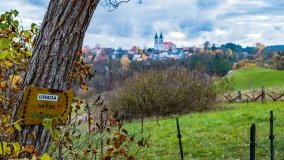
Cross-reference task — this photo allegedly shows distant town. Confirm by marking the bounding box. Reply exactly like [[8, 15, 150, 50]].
[[82, 32, 284, 63]]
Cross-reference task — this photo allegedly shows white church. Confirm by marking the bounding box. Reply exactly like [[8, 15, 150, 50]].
[[154, 32, 177, 52]]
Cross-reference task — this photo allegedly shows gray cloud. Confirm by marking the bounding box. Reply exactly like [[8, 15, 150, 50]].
[[2, 0, 284, 48], [179, 19, 214, 37]]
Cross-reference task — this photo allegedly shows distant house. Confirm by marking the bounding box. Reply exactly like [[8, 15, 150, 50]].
[[163, 41, 177, 52], [129, 46, 140, 55]]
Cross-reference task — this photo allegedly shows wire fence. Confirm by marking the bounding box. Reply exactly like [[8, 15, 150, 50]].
[[220, 86, 284, 103], [126, 109, 284, 160]]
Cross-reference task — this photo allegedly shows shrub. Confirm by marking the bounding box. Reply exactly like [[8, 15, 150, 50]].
[[108, 67, 230, 118]]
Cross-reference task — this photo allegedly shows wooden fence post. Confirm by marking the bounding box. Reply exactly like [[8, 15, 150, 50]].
[[261, 86, 265, 103], [269, 111, 274, 160], [250, 123, 256, 160], [176, 117, 184, 160]]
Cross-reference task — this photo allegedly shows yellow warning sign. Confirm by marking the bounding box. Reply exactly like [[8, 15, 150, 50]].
[[18, 86, 74, 125]]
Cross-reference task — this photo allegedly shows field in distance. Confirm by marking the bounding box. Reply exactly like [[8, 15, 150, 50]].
[[228, 67, 284, 90]]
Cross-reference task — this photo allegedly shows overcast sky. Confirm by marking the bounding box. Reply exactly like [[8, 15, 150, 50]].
[[1, 0, 284, 49]]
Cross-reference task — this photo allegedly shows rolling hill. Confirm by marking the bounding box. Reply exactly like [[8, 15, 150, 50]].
[[228, 67, 284, 90]]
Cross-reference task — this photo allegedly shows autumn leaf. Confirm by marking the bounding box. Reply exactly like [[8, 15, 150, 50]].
[[4, 60, 13, 68], [4, 146, 11, 154], [6, 127, 14, 136], [8, 74, 22, 91], [0, 81, 6, 89], [127, 155, 135, 160], [83, 148, 91, 155], [51, 128, 61, 141], [12, 142, 21, 156], [92, 148, 97, 154], [0, 142, 7, 155], [106, 147, 114, 154], [24, 145, 36, 154], [0, 50, 10, 60], [14, 123, 21, 131], [75, 104, 80, 110], [42, 118, 52, 131], [102, 156, 111, 160], [41, 153, 51, 160], [26, 50, 32, 56], [80, 82, 89, 90], [122, 129, 128, 135], [32, 155, 37, 160]]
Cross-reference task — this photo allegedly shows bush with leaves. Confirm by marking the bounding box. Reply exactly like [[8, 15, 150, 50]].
[[109, 67, 232, 119], [44, 98, 149, 160], [0, 10, 51, 159]]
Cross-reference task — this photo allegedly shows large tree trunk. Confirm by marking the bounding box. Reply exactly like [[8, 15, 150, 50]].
[[12, 0, 100, 154]]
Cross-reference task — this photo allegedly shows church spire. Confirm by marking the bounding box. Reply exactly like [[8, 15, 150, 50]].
[[159, 32, 163, 43], [154, 32, 158, 45]]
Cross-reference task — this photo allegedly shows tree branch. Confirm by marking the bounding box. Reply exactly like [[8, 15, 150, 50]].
[[101, 0, 131, 11]]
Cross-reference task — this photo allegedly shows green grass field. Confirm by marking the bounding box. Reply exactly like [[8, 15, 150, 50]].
[[228, 67, 284, 90], [71, 67, 284, 159], [125, 102, 284, 159]]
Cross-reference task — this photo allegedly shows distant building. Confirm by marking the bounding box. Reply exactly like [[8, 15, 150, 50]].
[[154, 32, 177, 52]]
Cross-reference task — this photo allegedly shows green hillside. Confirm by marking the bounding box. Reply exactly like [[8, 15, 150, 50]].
[[228, 67, 284, 90], [126, 102, 284, 159]]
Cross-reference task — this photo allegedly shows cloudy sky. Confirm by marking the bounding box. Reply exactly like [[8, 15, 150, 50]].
[[1, 0, 284, 49]]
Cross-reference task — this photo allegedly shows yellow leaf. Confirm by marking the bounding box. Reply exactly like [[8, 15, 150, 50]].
[[26, 50, 32, 56], [0, 142, 7, 155], [6, 127, 14, 135], [12, 142, 21, 156], [1, 115, 8, 124], [4, 61, 13, 68], [14, 123, 21, 131], [32, 155, 37, 160], [41, 153, 51, 160], [0, 50, 10, 60], [42, 118, 52, 130], [51, 129, 61, 141], [9, 74, 22, 90], [0, 81, 6, 88], [23, 30, 31, 38], [4, 146, 11, 154]]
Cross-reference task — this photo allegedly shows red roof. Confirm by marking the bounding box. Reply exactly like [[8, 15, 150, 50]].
[[130, 46, 139, 51], [163, 42, 175, 46]]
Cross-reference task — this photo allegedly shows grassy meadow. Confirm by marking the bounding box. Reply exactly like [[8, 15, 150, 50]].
[[228, 67, 284, 90], [122, 67, 284, 159], [72, 67, 284, 159], [125, 102, 284, 159]]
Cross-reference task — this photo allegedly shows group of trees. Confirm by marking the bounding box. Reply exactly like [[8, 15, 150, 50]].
[[82, 51, 232, 95], [82, 41, 284, 96], [270, 51, 284, 70]]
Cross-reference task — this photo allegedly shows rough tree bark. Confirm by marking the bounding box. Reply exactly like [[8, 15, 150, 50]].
[[12, 0, 100, 154]]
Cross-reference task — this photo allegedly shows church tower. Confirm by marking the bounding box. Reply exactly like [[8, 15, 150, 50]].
[[159, 32, 163, 43], [154, 33, 158, 45]]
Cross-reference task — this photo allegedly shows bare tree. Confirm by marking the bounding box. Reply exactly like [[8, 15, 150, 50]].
[[11, 0, 130, 155]]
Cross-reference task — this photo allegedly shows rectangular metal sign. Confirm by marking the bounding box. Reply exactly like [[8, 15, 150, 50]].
[[18, 86, 74, 125], [37, 94, 59, 101]]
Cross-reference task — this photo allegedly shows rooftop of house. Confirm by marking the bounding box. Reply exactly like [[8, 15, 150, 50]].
[[163, 42, 175, 45]]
